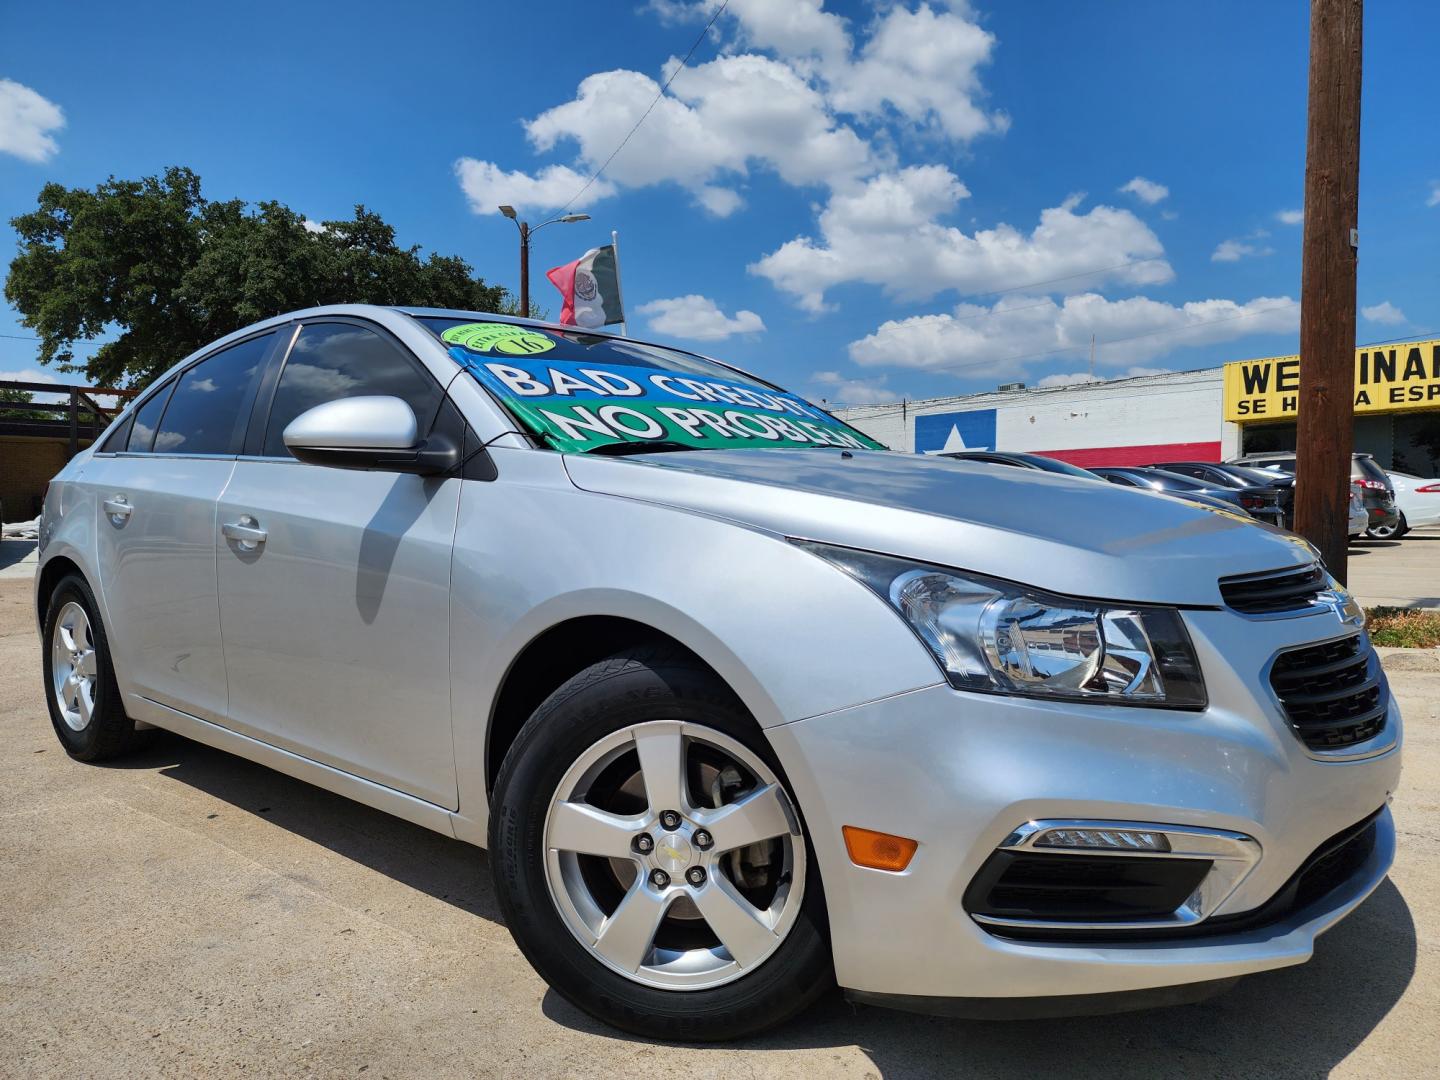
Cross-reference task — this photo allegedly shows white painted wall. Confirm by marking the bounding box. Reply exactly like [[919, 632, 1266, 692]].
[[838, 369, 1226, 454]]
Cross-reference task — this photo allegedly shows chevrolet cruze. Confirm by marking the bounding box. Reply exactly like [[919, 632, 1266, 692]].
[[36, 305, 1401, 1040]]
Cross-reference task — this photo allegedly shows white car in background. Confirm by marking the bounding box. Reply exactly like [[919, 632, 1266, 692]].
[[1377, 471, 1440, 539]]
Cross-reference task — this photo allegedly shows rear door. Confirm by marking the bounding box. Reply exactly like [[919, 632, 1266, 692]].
[[87, 331, 277, 721], [214, 319, 462, 807]]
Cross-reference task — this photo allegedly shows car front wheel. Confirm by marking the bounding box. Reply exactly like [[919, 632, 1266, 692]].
[[489, 645, 832, 1041]]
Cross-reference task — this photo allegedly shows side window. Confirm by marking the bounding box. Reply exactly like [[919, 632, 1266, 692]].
[[152, 333, 274, 455], [97, 411, 134, 453], [261, 322, 442, 458], [1106, 474, 1137, 487], [126, 379, 176, 453]]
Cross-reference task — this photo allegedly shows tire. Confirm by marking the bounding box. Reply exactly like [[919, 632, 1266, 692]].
[[42, 573, 142, 761], [489, 644, 833, 1041], [1365, 514, 1404, 540]]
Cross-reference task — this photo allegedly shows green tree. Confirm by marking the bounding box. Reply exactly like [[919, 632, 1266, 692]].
[[5, 166, 510, 387], [0, 386, 34, 419]]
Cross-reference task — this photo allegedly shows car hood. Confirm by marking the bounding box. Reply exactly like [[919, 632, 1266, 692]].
[[564, 448, 1316, 606]]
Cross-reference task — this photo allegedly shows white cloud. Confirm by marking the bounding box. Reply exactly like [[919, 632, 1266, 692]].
[[301, 218, 328, 234], [1276, 208, 1304, 225], [811, 370, 898, 405], [824, 3, 1008, 141], [1211, 234, 1274, 262], [514, 57, 871, 215], [638, 294, 766, 340], [1119, 177, 1168, 204], [1038, 365, 1171, 387], [457, 3, 1007, 217], [452, 159, 617, 216], [1427, 181, 1440, 208], [0, 368, 63, 404], [1361, 301, 1406, 325], [847, 292, 1297, 380], [751, 167, 1171, 312], [0, 79, 64, 163]]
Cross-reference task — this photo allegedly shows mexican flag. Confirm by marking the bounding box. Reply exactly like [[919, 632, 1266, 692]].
[[546, 245, 624, 329]]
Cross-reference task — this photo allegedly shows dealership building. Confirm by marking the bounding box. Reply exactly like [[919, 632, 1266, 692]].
[[836, 337, 1440, 476]]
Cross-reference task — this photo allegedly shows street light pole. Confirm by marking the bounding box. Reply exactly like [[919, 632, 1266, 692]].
[[518, 220, 530, 318], [497, 206, 590, 320]]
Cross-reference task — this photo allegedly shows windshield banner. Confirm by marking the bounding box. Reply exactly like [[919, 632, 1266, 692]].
[[442, 324, 881, 453]]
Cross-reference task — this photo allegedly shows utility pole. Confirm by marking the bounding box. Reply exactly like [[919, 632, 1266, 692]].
[[1294, 0, 1362, 584]]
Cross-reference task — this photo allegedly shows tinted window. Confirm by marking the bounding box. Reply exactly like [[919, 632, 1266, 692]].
[[153, 333, 274, 455], [127, 380, 176, 452], [1353, 456, 1390, 486], [1104, 473, 1138, 487], [263, 323, 441, 458], [97, 411, 134, 453]]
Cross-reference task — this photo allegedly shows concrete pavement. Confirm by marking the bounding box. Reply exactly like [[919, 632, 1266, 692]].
[[1348, 525, 1440, 609], [2, 576, 1437, 1079]]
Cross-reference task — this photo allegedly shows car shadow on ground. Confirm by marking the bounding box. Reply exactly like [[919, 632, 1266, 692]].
[[105, 733, 1416, 1078], [540, 880, 1417, 1079], [100, 730, 505, 925], [0, 539, 37, 572]]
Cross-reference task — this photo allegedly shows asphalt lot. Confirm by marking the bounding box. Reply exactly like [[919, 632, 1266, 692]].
[[2, 576, 1438, 1079]]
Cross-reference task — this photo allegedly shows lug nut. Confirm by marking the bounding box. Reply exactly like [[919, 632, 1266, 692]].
[[685, 867, 707, 887], [649, 869, 670, 888], [633, 834, 654, 854], [693, 829, 713, 850], [659, 809, 682, 830]]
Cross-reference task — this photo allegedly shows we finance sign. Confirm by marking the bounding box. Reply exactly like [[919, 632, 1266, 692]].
[[1224, 339, 1440, 422], [441, 323, 880, 453]]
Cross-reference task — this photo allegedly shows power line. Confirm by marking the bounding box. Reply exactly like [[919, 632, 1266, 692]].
[[558, 0, 731, 214]]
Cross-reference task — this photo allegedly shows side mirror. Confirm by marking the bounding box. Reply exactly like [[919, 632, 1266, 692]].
[[282, 396, 459, 476]]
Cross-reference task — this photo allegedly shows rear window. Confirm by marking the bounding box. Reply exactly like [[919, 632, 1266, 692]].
[[415, 316, 883, 454], [1352, 456, 1390, 486]]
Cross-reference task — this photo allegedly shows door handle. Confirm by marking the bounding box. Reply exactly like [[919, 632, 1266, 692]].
[[102, 496, 132, 524], [222, 516, 267, 551]]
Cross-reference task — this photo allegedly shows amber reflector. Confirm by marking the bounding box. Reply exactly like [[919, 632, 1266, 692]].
[[842, 826, 918, 872]]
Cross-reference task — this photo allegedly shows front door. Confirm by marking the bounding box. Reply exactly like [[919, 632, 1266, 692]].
[[214, 321, 461, 807]]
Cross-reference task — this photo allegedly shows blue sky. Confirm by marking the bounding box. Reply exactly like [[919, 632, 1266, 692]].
[[2, 0, 1437, 405]]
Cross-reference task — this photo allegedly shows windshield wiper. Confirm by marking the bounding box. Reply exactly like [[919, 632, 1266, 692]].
[[583, 440, 702, 457]]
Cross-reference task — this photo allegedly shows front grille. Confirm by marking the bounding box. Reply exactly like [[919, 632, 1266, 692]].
[[1270, 635, 1388, 750], [1219, 563, 1327, 614]]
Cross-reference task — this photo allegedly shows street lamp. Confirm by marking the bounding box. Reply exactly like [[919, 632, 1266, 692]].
[[498, 207, 591, 318]]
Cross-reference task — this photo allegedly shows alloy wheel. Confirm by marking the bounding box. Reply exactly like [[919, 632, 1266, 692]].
[[542, 719, 805, 990], [51, 601, 99, 732]]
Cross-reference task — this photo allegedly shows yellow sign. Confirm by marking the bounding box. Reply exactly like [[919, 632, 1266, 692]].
[[1224, 339, 1440, 422]]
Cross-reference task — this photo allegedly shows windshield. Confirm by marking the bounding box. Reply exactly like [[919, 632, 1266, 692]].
[[415, 315, 884, 454], [1143, 469, 1211, 492]]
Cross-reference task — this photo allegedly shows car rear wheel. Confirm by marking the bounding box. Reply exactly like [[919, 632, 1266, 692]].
[[1365, 513, 1406, 540], [42, 574, 142, 761], [489, 644, 832, 1041]]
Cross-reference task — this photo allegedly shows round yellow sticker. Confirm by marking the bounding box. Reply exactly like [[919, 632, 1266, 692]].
[[442, 322, 556, 356]]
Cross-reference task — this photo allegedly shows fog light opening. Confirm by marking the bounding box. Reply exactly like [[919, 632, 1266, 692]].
[[842, 826, 918, 872]]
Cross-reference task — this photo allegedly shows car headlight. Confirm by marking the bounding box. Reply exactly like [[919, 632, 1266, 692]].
[[795, 541, 1206, 709]]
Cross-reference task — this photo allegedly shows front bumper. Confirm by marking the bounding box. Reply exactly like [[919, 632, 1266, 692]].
[[766, 605, 1401, 1002]]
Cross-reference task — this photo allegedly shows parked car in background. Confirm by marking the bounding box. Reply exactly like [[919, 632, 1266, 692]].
[[1348, 485, 1369, 540], [1230, 452, 1400, 538], [1091, 466, 1285, 526], [1145, 461, 1292, 528], [1374, 471, 1440, 538], [937, 449, 1102, 478], [33, 306, 1401, 1040]]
